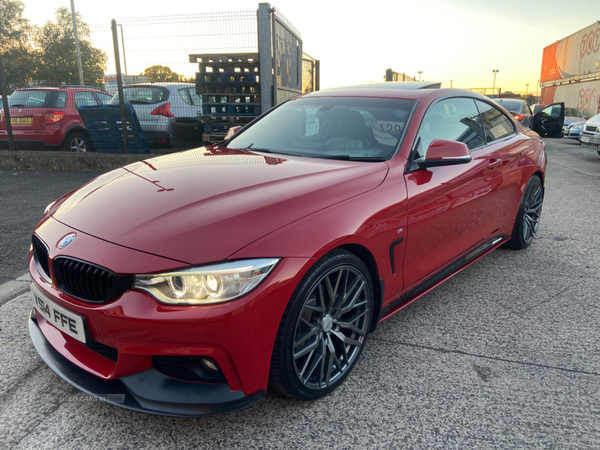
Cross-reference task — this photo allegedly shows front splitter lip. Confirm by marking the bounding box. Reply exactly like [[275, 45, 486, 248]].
[[29, 309, 265, 417]]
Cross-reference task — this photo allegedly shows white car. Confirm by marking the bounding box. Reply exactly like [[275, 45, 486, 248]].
[[109, 82, 202, 148], [579, 113, 600, 154]]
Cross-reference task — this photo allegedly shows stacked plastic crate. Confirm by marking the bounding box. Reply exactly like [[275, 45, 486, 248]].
[[193, 54, 261, 144]]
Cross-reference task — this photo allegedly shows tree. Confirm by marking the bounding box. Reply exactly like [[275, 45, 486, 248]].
[[34, 7, 107, 87], [0, 0, 35, 90], [142, 65, 182, 82]]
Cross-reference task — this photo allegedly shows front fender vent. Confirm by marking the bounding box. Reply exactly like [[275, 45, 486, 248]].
[[53, 257, 133, 304]]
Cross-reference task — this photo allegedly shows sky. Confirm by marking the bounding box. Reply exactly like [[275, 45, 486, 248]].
[[20, 0, 600, 95]]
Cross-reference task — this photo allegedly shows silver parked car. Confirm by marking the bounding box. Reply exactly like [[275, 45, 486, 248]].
[[579, 113, 600, 154], [109, 82, 202, 148], [563, 121, 586, 139]]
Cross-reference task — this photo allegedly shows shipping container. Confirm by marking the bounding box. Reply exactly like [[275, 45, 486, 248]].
[[540, 21, 600, 118]]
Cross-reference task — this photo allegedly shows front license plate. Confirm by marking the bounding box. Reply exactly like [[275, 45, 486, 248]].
[[31, 284, 87, 343], [580, 135, 590, 142], [10, 117, 32, 125]]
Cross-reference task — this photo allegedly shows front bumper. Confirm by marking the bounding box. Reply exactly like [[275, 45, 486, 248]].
[[29, 309, 265, 416], [29, 217, 311, 416], [580, 132, 600, 149], [562, 128, 582, 139]]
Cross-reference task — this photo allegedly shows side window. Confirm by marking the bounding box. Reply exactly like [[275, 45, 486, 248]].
[[178, 88, 192, 105], [187, 88, 203, 106], [95, 93, 113, 105], [55, 92, 67, 108], [475, 100, 516, 143], [177, 88, 203, 106], [74, 91, 98, 109], [417, 98, 485, 157]]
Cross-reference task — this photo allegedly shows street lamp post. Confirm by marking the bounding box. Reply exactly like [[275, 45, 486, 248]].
[[70, 0, 84, 85], [526, 83, 529, 98], [492, 70, 499, 95], [418, 71, 423, 81], [450, 80, 453, 88]]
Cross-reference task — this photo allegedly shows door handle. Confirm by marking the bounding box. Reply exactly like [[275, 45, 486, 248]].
[[487, 158, 502, 170]]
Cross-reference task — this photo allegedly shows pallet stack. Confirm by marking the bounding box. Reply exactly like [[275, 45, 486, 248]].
[[191, 53, 262, 144]]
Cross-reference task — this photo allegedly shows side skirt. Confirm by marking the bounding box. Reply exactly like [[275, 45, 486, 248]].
[[380, 234, 509, 320]]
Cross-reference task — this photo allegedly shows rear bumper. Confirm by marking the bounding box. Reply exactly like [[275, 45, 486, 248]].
[[29, 309, 265, 417], [0, 128, 64, 147], [0, 139, 49, 149]]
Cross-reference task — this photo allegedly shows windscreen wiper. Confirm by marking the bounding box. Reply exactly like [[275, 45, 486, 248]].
[[235, 143, 273, 153], [320, 155, 387, 162]]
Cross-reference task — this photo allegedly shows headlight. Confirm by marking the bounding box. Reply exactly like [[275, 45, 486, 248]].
[[134, 258, 280, 305], [44, 200, 56, 214]]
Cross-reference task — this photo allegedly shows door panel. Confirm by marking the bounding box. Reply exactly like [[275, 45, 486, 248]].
[[532, 102, 564, 137], [403, 146, 504, 288], [402, 98, 517, 289]]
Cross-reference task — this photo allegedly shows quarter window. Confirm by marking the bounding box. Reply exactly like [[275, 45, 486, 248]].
[[475, 100, 515, 143], [417, 97, 485, 157]]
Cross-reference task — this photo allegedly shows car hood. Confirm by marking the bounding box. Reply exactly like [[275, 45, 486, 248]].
[[50, 146, 389, 265], [564, 116, 584, 126]]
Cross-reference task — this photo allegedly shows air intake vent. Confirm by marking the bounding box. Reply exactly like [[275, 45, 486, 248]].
[[84, 340, 118, 362], [53, 257, 134, 304], [32, 235, 51, 280]]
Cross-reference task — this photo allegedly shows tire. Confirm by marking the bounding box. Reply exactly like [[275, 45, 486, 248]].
[[170, 117, 203, 149], [65, 131, 91, 152], [269, 249, 374, 399], [505, 175, 544, 249]]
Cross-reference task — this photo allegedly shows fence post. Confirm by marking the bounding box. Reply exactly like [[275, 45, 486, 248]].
[[0, 54, 15, 151], [111, 19, 129, 154], [257, 3, 273, 113]]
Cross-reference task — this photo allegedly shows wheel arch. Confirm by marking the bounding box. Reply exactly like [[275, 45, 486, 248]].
[[62, 126, 91, 144], [338, 243, 382, 333]]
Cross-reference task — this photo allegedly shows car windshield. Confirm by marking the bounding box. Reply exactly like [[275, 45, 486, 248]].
[[565, 108, 583, 117], [494, 99, 523, 113], [226, 96, 416, 161]]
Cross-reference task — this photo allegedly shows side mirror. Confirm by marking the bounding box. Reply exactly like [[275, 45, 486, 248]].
[[417, 139, 472, 168], [225, 126, 243, 140]]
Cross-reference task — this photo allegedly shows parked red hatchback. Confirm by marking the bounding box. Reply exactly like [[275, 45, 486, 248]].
[[28, 84, 560, 417], [0, 86, 112, 151]]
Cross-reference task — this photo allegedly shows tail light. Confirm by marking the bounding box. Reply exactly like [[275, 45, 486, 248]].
[[45, 111, 66, 124], [513, 114, 524, 122], [151, 103, 174, 117]]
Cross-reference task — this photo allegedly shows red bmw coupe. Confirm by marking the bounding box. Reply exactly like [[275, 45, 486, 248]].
[[28, 84, 561, 416]]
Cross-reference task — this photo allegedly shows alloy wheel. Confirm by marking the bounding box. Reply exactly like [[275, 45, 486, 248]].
[[292, 265, 371, 390], [70, 136, 87, 152], [522, 180, 543, 244]]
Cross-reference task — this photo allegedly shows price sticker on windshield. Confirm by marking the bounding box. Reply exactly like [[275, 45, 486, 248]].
[[370, 120, 404, 146]]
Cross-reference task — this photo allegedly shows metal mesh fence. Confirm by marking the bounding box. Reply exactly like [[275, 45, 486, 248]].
[[89, 11, 258, 92]]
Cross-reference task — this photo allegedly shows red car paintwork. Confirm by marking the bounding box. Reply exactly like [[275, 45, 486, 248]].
[[29, 87, 547, 413]]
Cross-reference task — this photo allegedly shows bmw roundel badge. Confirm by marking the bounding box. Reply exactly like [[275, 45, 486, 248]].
[[57, 233, 77, 249]]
